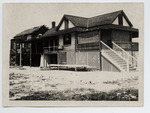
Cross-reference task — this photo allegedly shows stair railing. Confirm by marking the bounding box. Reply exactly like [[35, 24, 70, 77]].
[[100, 41, 129, 72], [112, 41, 137, 69]]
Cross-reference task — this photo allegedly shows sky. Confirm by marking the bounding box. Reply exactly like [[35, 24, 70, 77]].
[[3, 3, 143, 41]]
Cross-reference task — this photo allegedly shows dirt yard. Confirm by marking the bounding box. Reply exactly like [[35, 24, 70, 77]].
[[9, 67, 139, 101]]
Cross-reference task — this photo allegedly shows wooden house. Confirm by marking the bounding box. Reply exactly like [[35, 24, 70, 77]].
[[10, 10, 139, 72], [10, 25, 48, 66]]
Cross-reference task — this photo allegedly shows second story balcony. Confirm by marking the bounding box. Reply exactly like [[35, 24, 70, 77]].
[[76, 41, 138, 51], [44, 45, 64, 53]]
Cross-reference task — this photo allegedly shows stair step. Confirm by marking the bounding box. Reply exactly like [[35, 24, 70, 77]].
[[116, 61, 126, 64], [129, 68, 137, 71], [112, 57, 123, 60], [129, 67, 136, 69]]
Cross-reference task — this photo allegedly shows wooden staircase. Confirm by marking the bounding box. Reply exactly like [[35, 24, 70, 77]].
[[100, 41, 138, 72]]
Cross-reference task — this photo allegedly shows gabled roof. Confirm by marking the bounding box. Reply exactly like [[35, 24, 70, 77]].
[[42, 27, 86, 38], [65, 15, 88, 27], [57, 10, 133, 30], [43, 10, 135, 38], [88, 10, 132, 27], [56, 15, 88, 29], [14, 25, 48, 38], [42, 27, 57, 37]]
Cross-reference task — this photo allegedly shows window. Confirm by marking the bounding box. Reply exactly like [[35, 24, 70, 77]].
[[63, 34, 71, 45]]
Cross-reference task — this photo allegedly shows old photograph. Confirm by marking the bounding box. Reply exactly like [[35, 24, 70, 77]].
[[3, 3, 144, 106]]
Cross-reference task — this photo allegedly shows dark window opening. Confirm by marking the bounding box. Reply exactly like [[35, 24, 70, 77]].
[[63, 34, 71, 45]]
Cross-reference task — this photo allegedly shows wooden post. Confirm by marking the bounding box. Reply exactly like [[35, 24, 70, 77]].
[[75, 52, 77, 65], [20, 42, 22, 66], [30, 42, 32, 67], [87, 52, 88, 65], [57, 41, 60, 70], [67, 51, 68, 64], [15, 41, 17, 66], [99, 30, 102, 71], [43, 41, 45, 67], [130, 32, 133, 65], [57, 52, 59, 70], [75, 33, 77, 65]]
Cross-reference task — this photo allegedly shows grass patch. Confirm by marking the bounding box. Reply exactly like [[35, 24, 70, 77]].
[[14, 88, 138, 101]]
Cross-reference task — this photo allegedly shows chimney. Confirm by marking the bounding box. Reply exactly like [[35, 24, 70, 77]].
[[52, 21, 55, 28]]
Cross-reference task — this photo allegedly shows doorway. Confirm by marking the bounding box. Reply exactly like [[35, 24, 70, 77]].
[[101, 30, 112, 48], [50, 54, 57, 64]]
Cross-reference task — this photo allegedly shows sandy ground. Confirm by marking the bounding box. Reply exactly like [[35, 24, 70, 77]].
[[9, 67, 139, 100]]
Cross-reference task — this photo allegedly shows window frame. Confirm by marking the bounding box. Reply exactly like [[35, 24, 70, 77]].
[[63, 34, 71, 45]]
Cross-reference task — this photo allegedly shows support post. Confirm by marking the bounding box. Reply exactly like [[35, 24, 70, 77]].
[[87, 52, 88, 66], [20, 42, 22, 66], [57, 43, 60, 70], [130, 32, 133, 65], [43, 41, 45, 67], [30, 42, 32, 67], [57, 52, 59, 70], [75, 52, 77, 65], [15, 41, 17, 66], [99, 30, 102, 71], [75, 33, 77, 65]]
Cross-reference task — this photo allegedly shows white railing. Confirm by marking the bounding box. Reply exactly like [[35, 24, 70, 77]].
[[112, 41, 137, 68], [100, 41, 129, 72], [44, 46, 58, 53]]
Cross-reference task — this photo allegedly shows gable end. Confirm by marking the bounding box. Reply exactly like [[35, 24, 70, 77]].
[[112, 10, 133, 27]]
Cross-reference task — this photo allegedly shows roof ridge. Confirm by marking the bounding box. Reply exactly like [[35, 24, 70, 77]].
[[64, 14, 89, 19], [14, 25, 47, 37], [88, 10, 123, 19]]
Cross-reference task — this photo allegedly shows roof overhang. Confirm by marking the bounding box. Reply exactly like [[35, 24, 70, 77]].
[[42, 27, 86, 39], [86, 24, 139, 38]]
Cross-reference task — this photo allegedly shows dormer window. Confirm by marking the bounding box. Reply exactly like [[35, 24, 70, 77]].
[[63, 34, 71, 45]]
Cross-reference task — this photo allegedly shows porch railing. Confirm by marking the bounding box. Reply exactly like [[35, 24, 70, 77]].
[[44, 46, 58, 53], [114, 42, 138, 51], [101, 41, 129, 72], [112, 41, 138, 68]]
